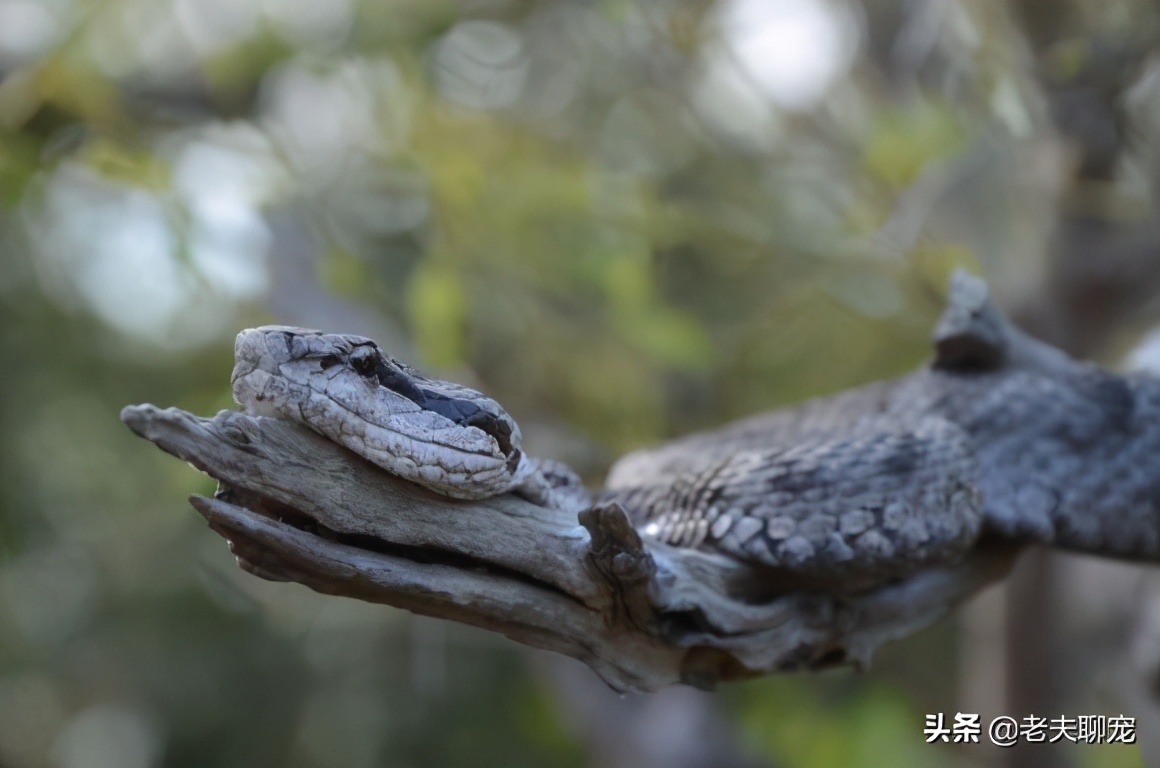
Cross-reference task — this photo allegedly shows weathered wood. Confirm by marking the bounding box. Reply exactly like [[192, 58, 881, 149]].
[[120, 404, 1016, 691]]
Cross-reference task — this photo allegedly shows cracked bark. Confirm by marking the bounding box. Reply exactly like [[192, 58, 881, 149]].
[[118, 402, 1017, 694]]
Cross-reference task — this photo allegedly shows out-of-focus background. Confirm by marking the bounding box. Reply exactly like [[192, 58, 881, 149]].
[[2, 1, 1159, 766]]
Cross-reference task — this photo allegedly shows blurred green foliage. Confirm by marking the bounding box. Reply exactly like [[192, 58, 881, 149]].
[[0, 0, 1152, 766]]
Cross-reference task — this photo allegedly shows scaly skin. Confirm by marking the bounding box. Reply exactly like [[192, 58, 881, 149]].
[[231, 274, 1160, 593], [231, 326, 534, 500]]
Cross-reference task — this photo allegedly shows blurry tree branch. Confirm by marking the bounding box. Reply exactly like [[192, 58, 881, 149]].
[[119, 403, 1014, 693], [1007, 0, 1160, 356], [980, 6, 1160, 767]]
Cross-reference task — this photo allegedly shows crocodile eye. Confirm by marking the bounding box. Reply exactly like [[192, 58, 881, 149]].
[[319, 355, 341, 370]]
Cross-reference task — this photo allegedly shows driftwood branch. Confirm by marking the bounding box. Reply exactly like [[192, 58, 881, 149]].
[[120, 404, 1015, 692]]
